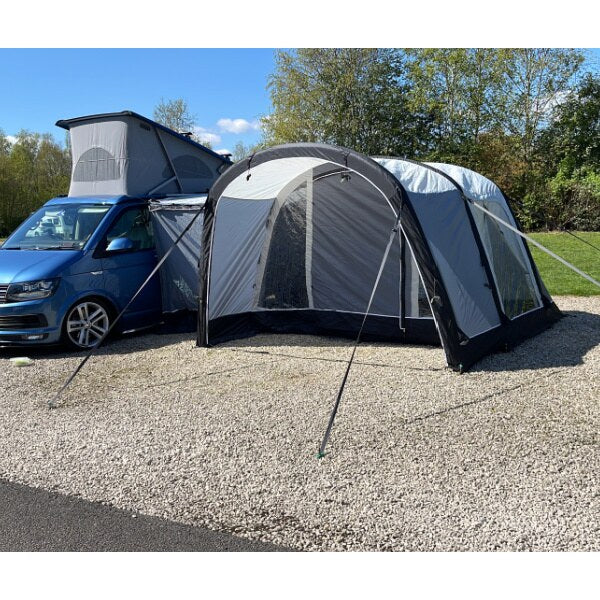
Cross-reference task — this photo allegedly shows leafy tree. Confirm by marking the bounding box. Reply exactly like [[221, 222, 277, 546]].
[[539, 72, 600, 175], [0, 130, 10, 233], [404, 48, 587, 228], [231, 141, 255, 162], [406, 48, 505, 160], [263, 47, 595, 231], [35, 136, 71, 198], [495, 48, 584, 169], [263, 48, 432, 157], [153, 98, 196, 133], [0, 129, 10, 156], [546, 167, 600, 230], [527, 73, 600, 230], [0, 131, 70, 236]]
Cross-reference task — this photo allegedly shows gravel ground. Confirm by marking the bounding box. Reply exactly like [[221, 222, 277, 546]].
[[1, 296, 598, 551]]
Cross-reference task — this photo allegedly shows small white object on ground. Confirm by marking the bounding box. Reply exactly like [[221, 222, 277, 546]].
[[9, 357, 34, 367]]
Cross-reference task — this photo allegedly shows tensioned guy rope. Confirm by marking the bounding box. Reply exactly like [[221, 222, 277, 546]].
[[467, 200, 600, 290], [49, 209, 203, 409], [563, 229, 600, 255], [318, 218, 401, 458]]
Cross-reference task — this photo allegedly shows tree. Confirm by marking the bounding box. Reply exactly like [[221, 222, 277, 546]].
[[0, 130, 10, 234], [262, 48, 595, 230], [0, 131, 70, 236], [493, 49, 587, 229], [35, 136, 71, 199], [0, 129, 10, 156], [405, 48, 587, 227], [406, 48, 506, 162], [531, 72, 600, 230], [153, 98, 196, 133], [539, 72, 600, 175], [231, 141, 254, 162], [495, 48, 584, 169], [263, 48, 432, 157]]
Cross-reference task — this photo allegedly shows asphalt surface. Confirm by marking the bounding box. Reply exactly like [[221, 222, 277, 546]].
[[0, 479, 286, 552]]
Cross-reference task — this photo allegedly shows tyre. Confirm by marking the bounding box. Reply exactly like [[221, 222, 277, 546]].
[[62, 298, 112, 350]]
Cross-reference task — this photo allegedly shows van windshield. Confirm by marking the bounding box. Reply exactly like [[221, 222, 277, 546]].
[[2, 204, 111, 250]]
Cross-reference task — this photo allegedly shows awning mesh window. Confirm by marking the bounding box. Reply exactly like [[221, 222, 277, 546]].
[[259, 182, 309, 309], [480, 207, 539, 318]]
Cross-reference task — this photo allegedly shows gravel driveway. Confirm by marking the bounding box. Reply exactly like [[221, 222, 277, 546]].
[[1, 296, 598, 551]]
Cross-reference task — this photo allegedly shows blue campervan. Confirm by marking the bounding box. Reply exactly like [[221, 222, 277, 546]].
[[0, 111, 230, 349]]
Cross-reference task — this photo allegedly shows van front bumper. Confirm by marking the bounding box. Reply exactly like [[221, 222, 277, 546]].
[[0, 299, 62, 346]]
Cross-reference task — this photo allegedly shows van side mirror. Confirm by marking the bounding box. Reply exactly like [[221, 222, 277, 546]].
[[106, 237, 134, 253]]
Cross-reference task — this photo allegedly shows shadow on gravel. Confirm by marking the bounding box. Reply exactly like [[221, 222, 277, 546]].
[[470, 310, 600, 373], [225, 347, 445, 372], [212, 310, 600, 374], [2, 310, 598, 375], [405, 371, 564, 424], [0, 312, 199, 361]]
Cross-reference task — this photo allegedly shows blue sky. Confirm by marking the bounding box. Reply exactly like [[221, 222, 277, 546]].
[[0, 49, 276, 154]]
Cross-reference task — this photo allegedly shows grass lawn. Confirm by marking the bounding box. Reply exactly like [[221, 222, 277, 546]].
[[528, 232, 600, 296], [0, 234, 598, 296]]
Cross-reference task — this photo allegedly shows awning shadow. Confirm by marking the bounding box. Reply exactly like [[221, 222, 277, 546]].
[[2, 309, 597, 374], [470, 310, 600, 373]]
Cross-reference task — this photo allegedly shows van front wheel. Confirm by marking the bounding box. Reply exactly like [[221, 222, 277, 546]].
[[63, 299, 111, 350]]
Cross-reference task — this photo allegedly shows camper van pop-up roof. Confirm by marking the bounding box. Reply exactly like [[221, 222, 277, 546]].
[[57, 111, 231, 198]]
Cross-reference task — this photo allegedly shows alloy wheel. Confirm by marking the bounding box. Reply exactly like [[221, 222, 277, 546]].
[[66, 301, 110, 349]]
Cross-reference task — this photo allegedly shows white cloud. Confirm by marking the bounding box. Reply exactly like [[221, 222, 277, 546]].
[[541, 90, 573, 118], [193, 126, 221, 146], [215, 148, 232, 156], [5, 135, 17, 145], [217, 118, 261, 135]]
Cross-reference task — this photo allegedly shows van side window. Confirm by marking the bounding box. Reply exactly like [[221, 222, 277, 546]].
[[106, 207, 154, 251]]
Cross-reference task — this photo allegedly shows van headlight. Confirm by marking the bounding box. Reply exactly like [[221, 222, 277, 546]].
[[6, 279, 60, 302]]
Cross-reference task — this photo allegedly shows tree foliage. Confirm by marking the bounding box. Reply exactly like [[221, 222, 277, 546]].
[[531, 72, 600, 230], [405, 48, 505, 158], [0, 131, 70, 236], [153, 97, 196, 133], [263, 49, 432, 157], [153, 97, 219, 147], [539, 72, 600, 174], [231, 141, 255, 162]]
